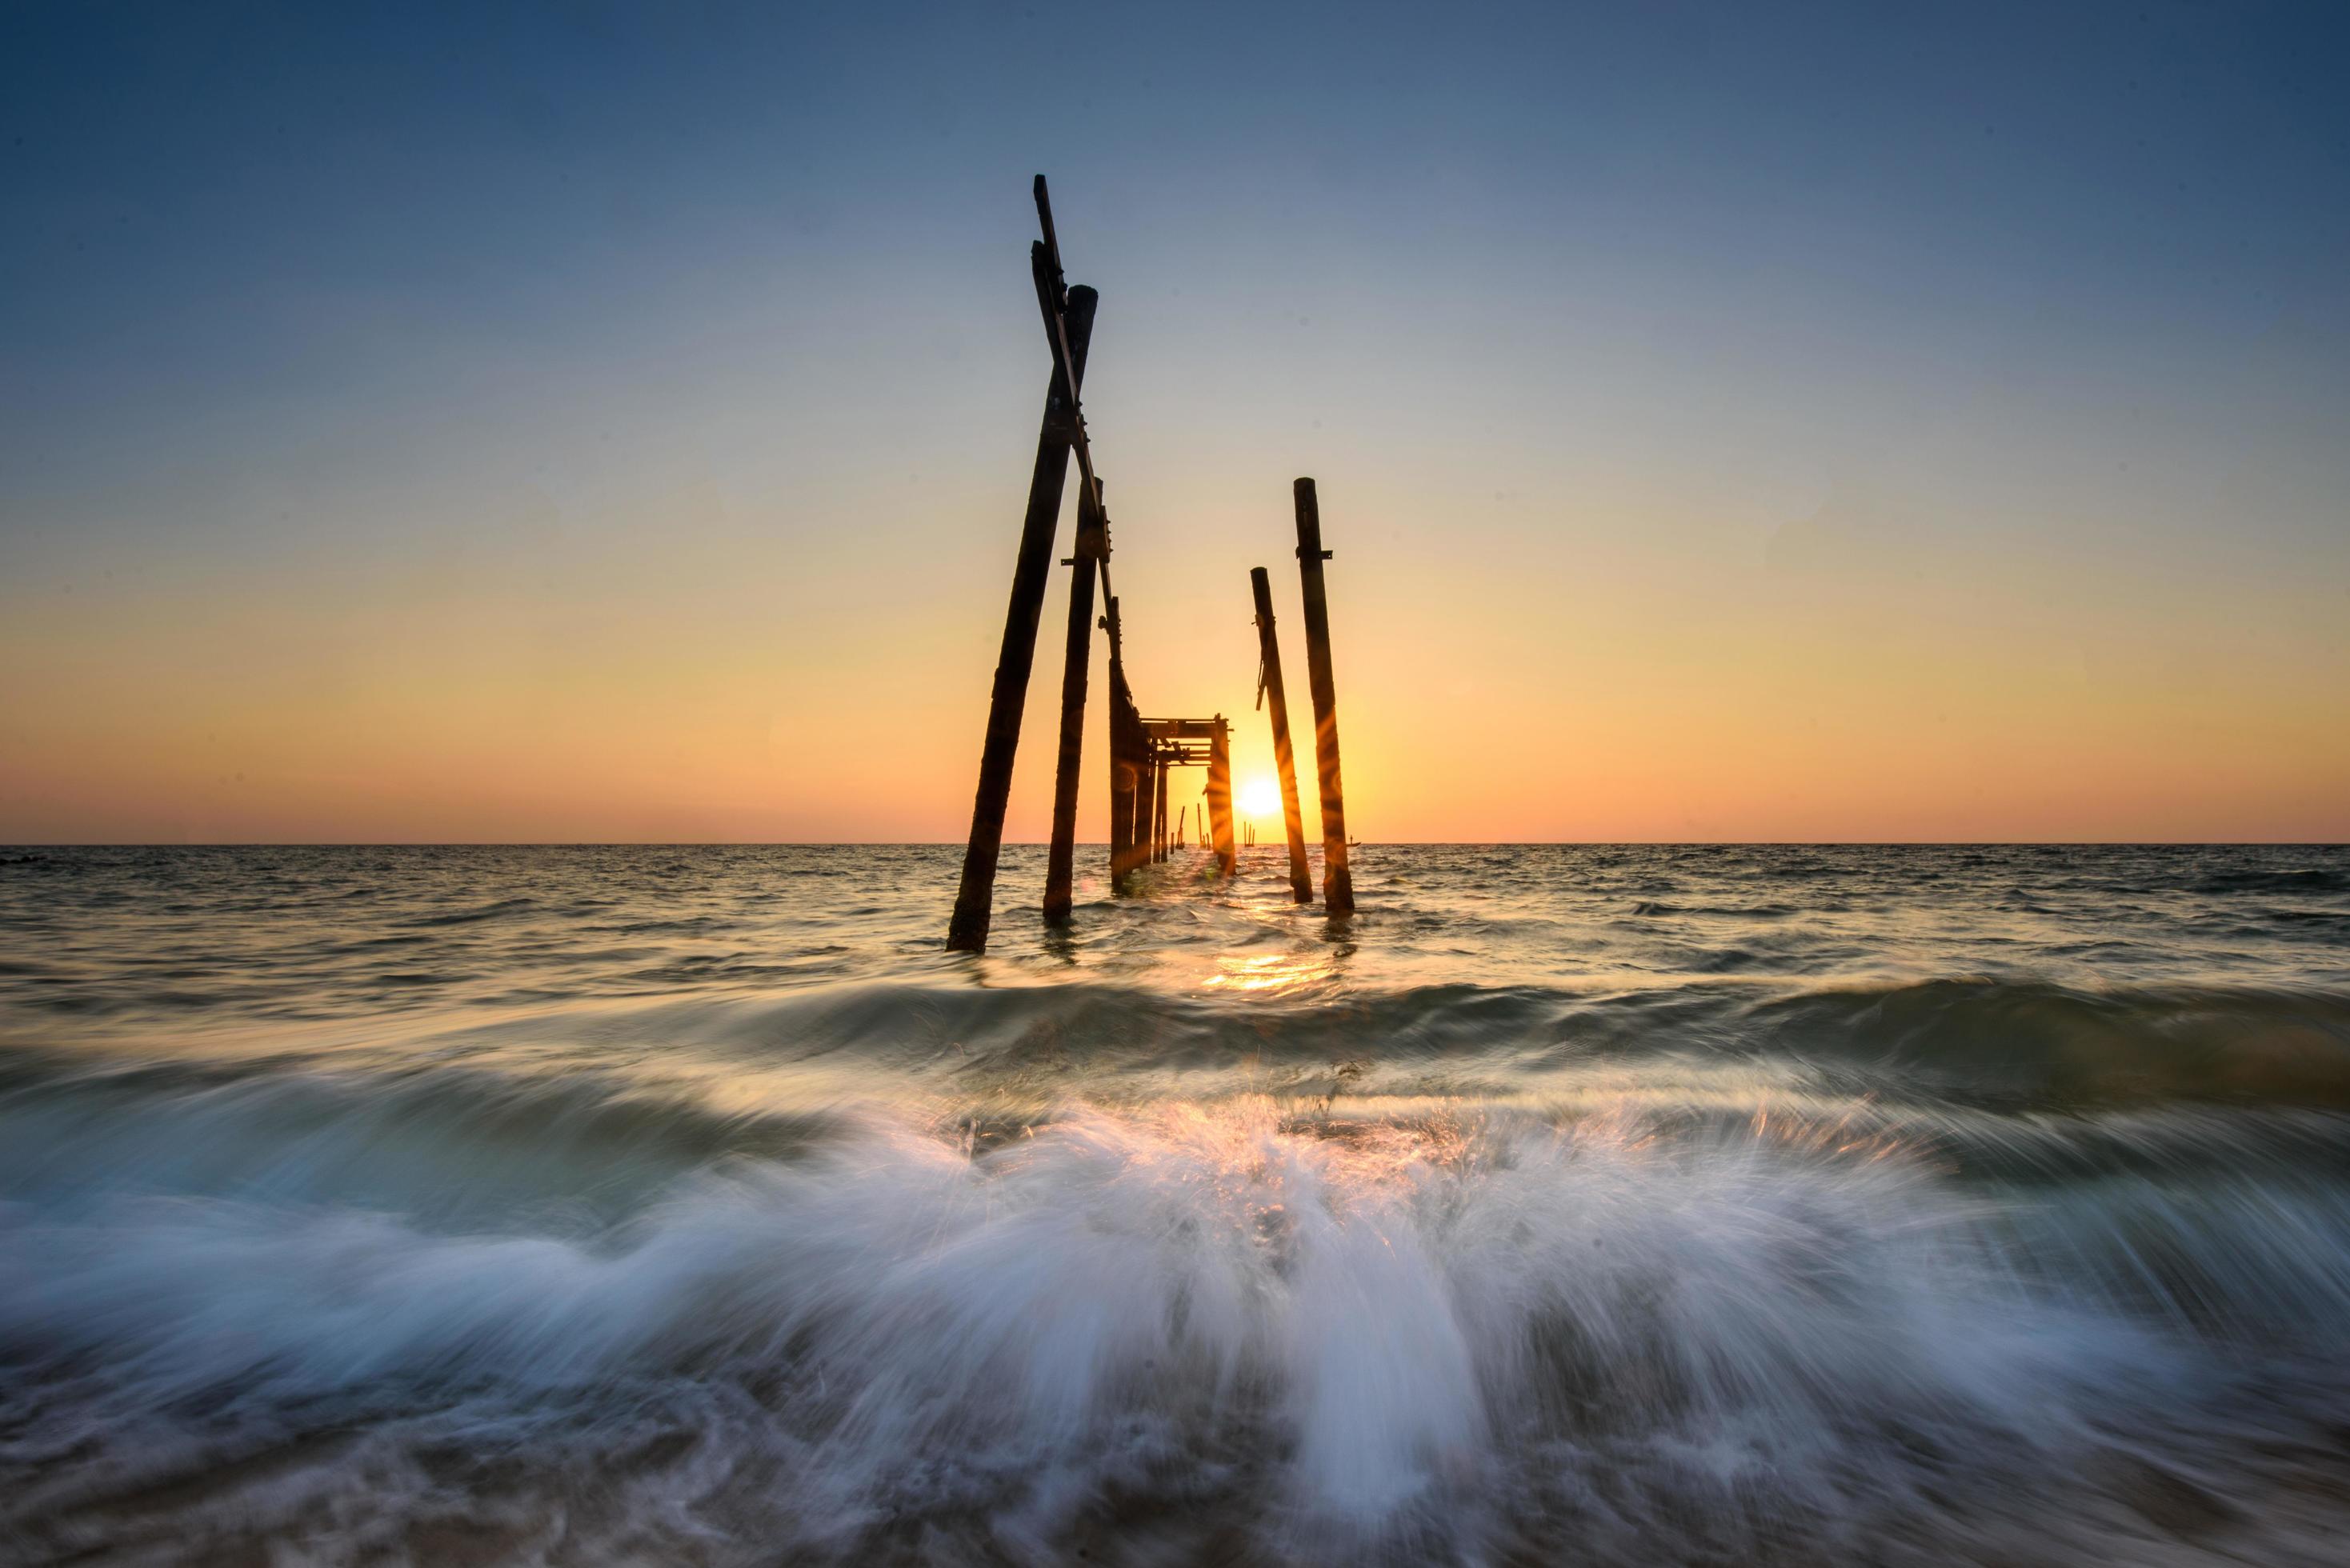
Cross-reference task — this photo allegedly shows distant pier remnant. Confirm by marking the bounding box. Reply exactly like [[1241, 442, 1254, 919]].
[[1292, 478, 1354, 914], [1250, 567, 1314, 903], [945, 179, 1359, 946]]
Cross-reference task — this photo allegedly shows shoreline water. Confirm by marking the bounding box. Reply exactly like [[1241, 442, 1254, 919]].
[[3, 844, 2348, 1563]]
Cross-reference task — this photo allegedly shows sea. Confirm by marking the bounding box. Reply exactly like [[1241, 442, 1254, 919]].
[[3, 842, 2349, 1566]]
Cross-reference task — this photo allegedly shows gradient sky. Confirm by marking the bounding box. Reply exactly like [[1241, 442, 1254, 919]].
[[4, 1, 2346, 842]]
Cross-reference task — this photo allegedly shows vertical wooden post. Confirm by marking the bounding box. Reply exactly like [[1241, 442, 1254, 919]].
[[1151, 760, 1169, 861], [1250, 566, 1314, 903], [1292, 478, 1353, 914], [1107, 729, 1131, 885], [944, 266, 1098, 953], [1104, 596, 1147, 892], [1129, 724, 1151, 878], [1043, 552, 1098, 922], [1043, 470, 1108, 922], [1207, 718, 1236, 877], [1131, 742, 1153, 868]]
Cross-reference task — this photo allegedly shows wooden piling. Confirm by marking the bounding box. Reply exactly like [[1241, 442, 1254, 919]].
[[1250, 566, 1314, 904], [1135, 754, 1153, 866], [943, 250, 1099, 952], [1152, 761, 1169, 862], [1106, 608, 1137, 891], [1292, 479, 1354, 914], [1043, 553, 1099, 922], [1043, 472, 1109, 923], [1207, 718, 1236, 877]]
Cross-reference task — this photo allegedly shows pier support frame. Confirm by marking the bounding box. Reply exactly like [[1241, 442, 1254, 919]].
[[944, 244, 1099, 950]]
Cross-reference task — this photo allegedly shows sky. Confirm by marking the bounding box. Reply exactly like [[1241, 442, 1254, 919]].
[[3, 0, 2346, 843]]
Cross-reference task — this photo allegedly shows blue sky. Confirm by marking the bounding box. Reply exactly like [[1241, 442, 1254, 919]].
[[5, 2, 2347, 840]]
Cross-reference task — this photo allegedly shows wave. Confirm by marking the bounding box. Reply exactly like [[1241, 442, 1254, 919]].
[[1740, 977, 2350, 1108], [6, 1094, 2350, 1563], [581, 974, 2350, 1110]]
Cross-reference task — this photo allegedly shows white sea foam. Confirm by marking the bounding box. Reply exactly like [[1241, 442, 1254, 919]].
[[7, 1093, 2346, 1562]]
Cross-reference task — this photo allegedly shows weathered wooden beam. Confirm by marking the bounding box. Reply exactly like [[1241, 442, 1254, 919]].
[[1250, 566, 1314, 903], [1152, 760, 1170, 862], [1292, 478, 1354, 914], [1132, 748, 1153, 869], [1105, 596, 1143, 891], [1207, 718, 1236, 877], [1043, 478, 1107, 922], [943, 260, 1099, 953]]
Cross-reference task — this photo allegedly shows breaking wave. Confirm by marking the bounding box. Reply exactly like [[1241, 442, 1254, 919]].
[[8, 1060, 2350, 1562]]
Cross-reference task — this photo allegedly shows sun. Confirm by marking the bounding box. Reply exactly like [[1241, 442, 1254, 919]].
[[1238, 777, 1283, 819]]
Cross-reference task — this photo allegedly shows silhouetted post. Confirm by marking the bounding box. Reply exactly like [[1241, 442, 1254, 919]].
[[945, 243, 1099, 951], [1131, 743, 1153, 866], [1043, 474, 1109, 922], [1106, 600, 1138, 891], [1151, 761, 1170, 861], [1292, 478, 1353, 914], [1207, 718, 1236, 876], [1132, 763, 1147, 862], [1250, 566, 1314, 903]]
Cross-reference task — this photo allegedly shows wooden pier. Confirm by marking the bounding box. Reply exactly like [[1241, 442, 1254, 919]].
[[945, 178, 1354, 950]]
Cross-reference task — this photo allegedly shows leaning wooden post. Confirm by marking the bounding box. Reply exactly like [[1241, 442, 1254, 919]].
[[944, 248, 1098, 952], [1207, 718, 1236, 877], [1292, 478, 1354, 914], [1250, 567, 1314, 903]]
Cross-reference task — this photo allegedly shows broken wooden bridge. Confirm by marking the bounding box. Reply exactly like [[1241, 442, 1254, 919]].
[[945, 177, 1355, 951]]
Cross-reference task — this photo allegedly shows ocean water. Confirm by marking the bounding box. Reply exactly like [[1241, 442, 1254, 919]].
[[3, 842, 2350, 1566]]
